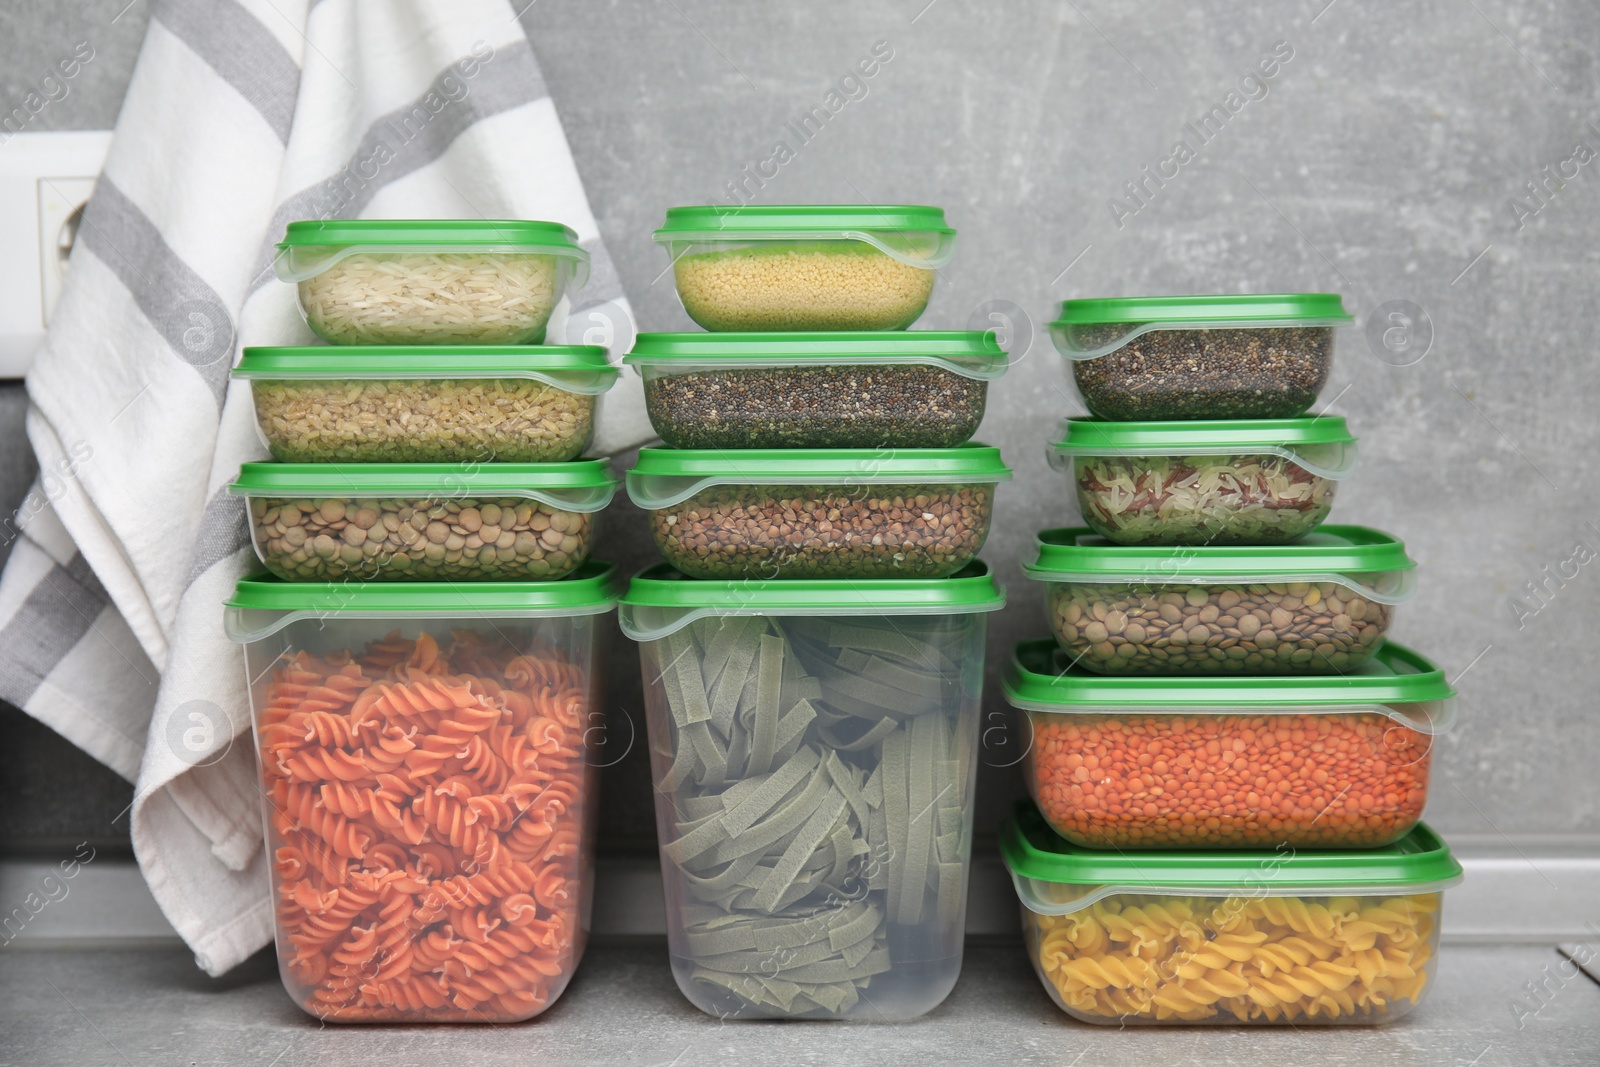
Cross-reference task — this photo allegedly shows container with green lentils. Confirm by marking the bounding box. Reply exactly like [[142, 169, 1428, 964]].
[[627, 445, 1011, 580], [1024, 526, 1416, 675], [1050, 294, 1353, 420], [653, 205, 955, 332], [233, 346, 618, 463], [228, 460, 618, 581], [625, 331, 1005, 450]]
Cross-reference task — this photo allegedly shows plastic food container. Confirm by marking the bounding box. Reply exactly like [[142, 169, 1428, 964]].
[[653, 205, 955, 331], [224, 564, 620, 1022], [1050, 417, 1357, 546], [234, 346, 618, 463], [1004, 639, 1456, 849], [1050, 294, 1353, 420], [627, 445, 1011, 580], [274, 220, 590, 345], [230, 460, 618, 581], [625, 331, 1005, 450], [1026, 525, 1416, 675], [619, 563, 1005, 1020], [1002, 800, 1462, 1025]]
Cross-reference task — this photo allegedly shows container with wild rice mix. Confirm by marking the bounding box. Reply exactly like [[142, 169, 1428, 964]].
[[625, 331, 1005, 449], [1026, 525, 1415, 675], [1004, 640, 1457, 850], [627, 445, 1011, 580], [229, 460, 618, 581], [234, 346, 618, 463], [653, 205, 955, 331], [274, 220, 590, 345], [1050, 417, 1357, 546], [619, 563, 1004, 1019], [1051, 294, 1353, 420]]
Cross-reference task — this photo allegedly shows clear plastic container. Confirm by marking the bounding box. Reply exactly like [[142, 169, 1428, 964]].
[[1050, 294, 1353, 420], [1026, 526, 1416, 675], [626, 445, 1011, 580], [625, 331, 1005, 449], [223, 564, 620, 1022], [229, 460, 617, 581], [653, 205, 955, 331], [1003, 801, 1462, 1025], [1050, 417, 1357, 546], [1004, 639, 1456, 849], [274, 220, 590, 345], [619, 563, 1005, 1019], [234, 346, 618, 463]]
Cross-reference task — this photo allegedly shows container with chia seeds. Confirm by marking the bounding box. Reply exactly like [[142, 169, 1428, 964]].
[[1051, 294, 1353, 420], [625, 331, 1005, 449], [627, 445, 1011, 579], [1050, 417, 1357, 546], [653, 205, 955, 332], [1026, 525, 1416, 675]]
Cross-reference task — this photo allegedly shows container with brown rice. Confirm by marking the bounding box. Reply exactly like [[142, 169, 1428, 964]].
[[274, 219, 590, 345]]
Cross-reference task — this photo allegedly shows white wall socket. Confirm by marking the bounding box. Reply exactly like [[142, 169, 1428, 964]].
[[0, 130, 112, 379]]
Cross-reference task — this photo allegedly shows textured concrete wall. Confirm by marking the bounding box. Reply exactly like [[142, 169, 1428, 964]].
[[2, 0, 1596, 851]]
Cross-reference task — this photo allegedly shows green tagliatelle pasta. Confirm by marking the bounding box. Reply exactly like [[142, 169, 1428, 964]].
[[650, 615, 976, 1018]]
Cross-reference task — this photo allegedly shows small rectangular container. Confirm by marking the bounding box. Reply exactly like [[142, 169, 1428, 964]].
[[626, 445, 1010, 580], [224, 564, 620, 1022], [625, 331, 1005, 449], [653, 205, 954, 331], [229, 460, 617, 582], [1050, 417, 1357, 546], [1003, 801, 1463, 1025], [1050, 294, 1353, 420], [1026, 525, 1416, 675], [619, 563, 1005, 1020], [234, 346, 618, 463], [274, 220, 590, 345], [1004, 639, 1456, 849]]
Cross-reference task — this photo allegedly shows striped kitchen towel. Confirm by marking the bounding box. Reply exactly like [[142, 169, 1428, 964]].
[[0, 0, 642, 975]]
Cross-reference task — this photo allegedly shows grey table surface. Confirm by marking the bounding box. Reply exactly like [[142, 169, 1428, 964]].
[[1, 943, 1594, 1067]]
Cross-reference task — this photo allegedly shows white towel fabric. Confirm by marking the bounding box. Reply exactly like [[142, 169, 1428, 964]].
[[0, 0, 645, 975]]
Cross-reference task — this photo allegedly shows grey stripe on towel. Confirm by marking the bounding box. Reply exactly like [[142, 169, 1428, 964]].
[[155, 0, 301, 143], [0, 553, 112, 708], [183, 486, 250, 588]]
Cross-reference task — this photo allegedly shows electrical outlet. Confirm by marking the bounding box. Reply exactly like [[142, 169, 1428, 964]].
[[0, 130, 111, 378]]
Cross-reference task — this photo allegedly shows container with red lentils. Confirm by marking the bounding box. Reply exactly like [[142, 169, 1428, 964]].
[[1025, 525, 1416, 675], [1003, 639, 1455, 849]]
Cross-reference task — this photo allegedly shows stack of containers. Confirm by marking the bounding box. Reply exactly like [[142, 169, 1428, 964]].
[[221, 221, 624, 1023], [617, 206, 1012, 1020], [1000, 295, 1464, 1025]]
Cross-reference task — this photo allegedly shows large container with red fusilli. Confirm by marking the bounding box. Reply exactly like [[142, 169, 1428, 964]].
[[224, 563, 619, 1023]]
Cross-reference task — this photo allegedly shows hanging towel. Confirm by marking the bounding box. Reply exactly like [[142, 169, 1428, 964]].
[[0, 0, 644, 976]]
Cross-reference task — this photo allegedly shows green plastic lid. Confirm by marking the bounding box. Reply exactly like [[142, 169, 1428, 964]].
[[224, 561, 619, 642], [1050, 417, 1357, 478], [653, 205, 956, 268], [1004, 638, 1456, 724], [618, 560, 1005, 641], [233, 345, 618, 394], [228, 459, 619, 512], [627, 443, 1011, 510], [1024, 525, 1417, 603], [623, 331, 1006, 379], [1002, 800, 1463, 903], [1054, 293, 1353, 326], [274, 219, 589, 284]]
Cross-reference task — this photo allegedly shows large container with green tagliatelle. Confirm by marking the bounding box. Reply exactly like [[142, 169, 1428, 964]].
[[274, 219, 590, 345], [1050, 417, 1357, 546], [1003, 800, 1463, 1025], [234, 345, 619, 462], [619, 563, 1005, 1020], [627, 444, 1011, 579], [653, 205, 956, 331]]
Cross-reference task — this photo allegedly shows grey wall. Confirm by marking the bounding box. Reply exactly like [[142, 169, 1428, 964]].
[[2, 0, 1596, 858]]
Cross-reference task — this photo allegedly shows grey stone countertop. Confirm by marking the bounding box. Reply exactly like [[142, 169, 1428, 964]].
[[2, 942, 1594, 1066]]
